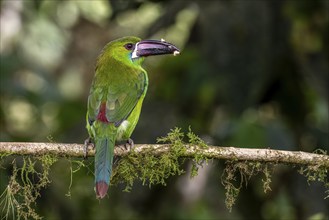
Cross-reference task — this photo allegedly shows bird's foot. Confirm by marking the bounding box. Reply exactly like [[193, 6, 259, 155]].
[[117, 138, 134, 152], [125, 138, 134, 151], [113, 138, 134, 166], [83, 137, 94, 159]]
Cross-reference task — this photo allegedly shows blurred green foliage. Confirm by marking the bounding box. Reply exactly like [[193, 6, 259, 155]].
[[0, 0, 328, 219]]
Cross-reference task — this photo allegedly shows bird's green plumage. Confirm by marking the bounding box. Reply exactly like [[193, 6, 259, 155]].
[[87, 36, 147, 132], [86, 36, 179, 198], [86, 36, 148, 198]]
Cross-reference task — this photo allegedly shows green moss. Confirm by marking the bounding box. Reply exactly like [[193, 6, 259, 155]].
[[0, 155, 57, 220], [187, 127, 209, 178], [221, 161, 274, 211], [111, 128, 187, 191], [298, 165, 328, 199], [297, 149, 328, 198], [113, 128, 323, 213], [221, 154, 328, 212], [0, 128, 327, 218], [111, 127, 210, 191]]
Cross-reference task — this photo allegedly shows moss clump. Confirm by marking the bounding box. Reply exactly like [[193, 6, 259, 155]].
[[221, 154, 328, 212], [1, 128, 327, 218], [298, 165, 328, 199], [111, 127, 209, 191], [221, 161, 273, 211], [186, 127, 209, 178], [298, 149, 328, 199], [0, 154, 57, 220]]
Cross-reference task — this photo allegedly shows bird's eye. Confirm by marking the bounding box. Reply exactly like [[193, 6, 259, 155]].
[[124, 43, 134, 50]]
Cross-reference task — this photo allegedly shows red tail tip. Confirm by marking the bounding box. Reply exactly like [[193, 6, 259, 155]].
[[96, 181, 109, 199]]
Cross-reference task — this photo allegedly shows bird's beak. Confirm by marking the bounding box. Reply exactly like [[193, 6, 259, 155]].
[[132, 39, 180, 59]]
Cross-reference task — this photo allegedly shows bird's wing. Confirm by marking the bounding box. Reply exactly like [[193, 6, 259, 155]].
[[87, 72, 146, 127], [87, 86, 103, 126], [106, 72, 146, 126]]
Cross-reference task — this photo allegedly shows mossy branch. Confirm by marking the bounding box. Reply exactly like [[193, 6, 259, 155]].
[[0, 128, 328, 218], [0, 142, 328, 168]]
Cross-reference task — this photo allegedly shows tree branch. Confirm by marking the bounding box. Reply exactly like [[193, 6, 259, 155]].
[[0, 142, 328, 168]]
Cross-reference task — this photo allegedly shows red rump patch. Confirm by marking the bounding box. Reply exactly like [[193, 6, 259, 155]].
[[97, 103, 109, 123]]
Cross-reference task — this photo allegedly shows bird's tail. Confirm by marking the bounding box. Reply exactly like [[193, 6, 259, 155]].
[[94, 136, 115, 199]]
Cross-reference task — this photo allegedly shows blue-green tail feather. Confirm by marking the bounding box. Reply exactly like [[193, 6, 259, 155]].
[[95, 137, 115, 198]]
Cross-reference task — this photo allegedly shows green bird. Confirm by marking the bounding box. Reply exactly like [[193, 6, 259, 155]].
[[86, 36, 180, 198]]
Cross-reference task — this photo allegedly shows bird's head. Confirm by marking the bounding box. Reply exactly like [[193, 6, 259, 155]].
[[98, 36, 180, 66]]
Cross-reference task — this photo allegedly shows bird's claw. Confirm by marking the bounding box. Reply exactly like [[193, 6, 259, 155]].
[[117, 138, 135, 152], [114, 138, 134, 166], [84, 137, 94, 159], [125, 138, 134, 151]]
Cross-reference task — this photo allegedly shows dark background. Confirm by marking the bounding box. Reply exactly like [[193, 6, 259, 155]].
[[0, 0, 328, 219]]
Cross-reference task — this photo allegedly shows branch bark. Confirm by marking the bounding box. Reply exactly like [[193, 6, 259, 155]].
[[0, 142, 328, 168]]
